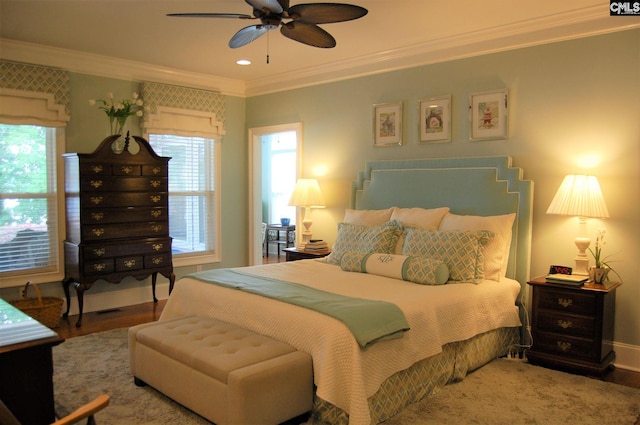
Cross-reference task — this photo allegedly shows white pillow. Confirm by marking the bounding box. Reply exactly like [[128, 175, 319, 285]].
[[390, 206, 450, 229], [390, 206, 450, 253], [438, 213, 516, 281], [343, 208, 394, 226]]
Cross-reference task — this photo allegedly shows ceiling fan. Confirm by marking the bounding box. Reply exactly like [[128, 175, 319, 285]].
[[167, 0, 368, 49]]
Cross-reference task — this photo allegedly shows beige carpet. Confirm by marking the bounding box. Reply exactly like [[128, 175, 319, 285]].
[[52, 327, 640, 424]]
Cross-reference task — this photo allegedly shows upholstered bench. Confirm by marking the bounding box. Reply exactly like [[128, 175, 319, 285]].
[[128, 315, 313, 425]]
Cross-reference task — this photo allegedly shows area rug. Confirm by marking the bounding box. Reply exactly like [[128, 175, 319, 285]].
[[52, 327, 640, 424]]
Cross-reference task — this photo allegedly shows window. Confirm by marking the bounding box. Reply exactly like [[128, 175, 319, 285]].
[[148, 134, 219, 265], [0, 124, 62, 281]]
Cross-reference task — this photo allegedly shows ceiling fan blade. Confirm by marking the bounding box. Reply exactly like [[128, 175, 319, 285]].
[[280, 21, 336, 48], [229, 25, 271, 48], [166, 13, 254, 19], [245, 0, 284, 14], [287, 3, 368, 24]]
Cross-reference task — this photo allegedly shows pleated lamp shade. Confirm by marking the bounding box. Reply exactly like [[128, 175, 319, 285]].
[[546, 175, 609, 219]]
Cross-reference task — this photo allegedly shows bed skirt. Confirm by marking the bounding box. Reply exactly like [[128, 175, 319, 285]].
[[310, 326, 519, 425]]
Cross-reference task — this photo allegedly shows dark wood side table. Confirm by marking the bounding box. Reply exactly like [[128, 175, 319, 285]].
[[526, 276, 620, 377], [283, 247, 331, 261], [0, 299, 64, 424]]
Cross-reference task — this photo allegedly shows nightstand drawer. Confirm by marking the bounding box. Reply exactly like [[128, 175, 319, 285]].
[[533, 331, 599, 361], [536, 311, 595, 338], [537, 287, 597, 315]]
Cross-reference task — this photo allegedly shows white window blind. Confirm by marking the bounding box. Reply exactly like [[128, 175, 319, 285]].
[[0, 124, 60, 276], [148, 134, 217, 262]]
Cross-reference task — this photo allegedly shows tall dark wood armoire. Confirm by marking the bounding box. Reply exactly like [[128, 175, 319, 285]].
[[63, 134, 174, 327]]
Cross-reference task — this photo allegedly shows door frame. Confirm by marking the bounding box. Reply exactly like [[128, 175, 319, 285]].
[[248, 123, 303, 265]]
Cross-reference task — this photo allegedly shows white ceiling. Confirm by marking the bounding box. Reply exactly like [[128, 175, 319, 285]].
[[1, 0, 638, 96]]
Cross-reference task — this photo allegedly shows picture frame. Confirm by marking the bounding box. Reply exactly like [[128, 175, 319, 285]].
[[373, 102, 403, 146], [419, 95, 451, 143], [469, 89, 508, 141]]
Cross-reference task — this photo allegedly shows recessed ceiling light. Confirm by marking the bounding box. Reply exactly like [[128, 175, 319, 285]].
[[236, 59, 251, 66]]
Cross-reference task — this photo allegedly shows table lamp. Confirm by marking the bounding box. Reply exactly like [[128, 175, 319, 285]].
[[288, 179, 325, 250], [546, 174, 609, 275]]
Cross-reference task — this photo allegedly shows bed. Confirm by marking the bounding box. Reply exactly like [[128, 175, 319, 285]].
[[161, 156, 533, 425]]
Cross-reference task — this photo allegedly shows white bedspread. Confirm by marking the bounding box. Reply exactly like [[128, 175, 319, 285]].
[[161, 259, 521, 425]]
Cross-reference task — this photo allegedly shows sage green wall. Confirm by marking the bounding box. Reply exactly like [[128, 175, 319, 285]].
[[246, 29, 640, 347]]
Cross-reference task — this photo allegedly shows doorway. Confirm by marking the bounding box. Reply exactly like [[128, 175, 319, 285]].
[[248, 123, 302, 265]]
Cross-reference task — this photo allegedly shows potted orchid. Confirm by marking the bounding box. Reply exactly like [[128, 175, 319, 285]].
[[89, 92, 144, 136], [588, 229, 621, 284]]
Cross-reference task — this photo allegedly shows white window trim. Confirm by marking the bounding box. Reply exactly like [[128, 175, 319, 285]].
[[0, 89, 68, 288], [143, 106, 222, 267]]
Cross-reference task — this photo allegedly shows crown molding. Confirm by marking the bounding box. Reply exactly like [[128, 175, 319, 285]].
[[1, 5, 638, 98], [245, 6, 640, 96], [0, 38, 247, 97]]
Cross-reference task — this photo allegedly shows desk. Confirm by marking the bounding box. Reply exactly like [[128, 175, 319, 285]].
[[0, 299, 64, 424], [265, 224, 295, 257]]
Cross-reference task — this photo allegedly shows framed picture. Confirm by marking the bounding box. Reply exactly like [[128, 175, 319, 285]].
[[469, 89, 508, 141], [419, 95, 451, 143], [373, 102, 403, 146]]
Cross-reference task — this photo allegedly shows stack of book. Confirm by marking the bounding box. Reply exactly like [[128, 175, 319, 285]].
[[545, 273, 588, 286], [305, 239, 329, 253]]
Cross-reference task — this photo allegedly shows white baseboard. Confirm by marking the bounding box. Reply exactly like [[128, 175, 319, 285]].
[[62, 282, 171, 316], [613, 341, 640, 372]]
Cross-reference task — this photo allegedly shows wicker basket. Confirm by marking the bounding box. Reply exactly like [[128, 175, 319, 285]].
[[10, 281, 63, 329]]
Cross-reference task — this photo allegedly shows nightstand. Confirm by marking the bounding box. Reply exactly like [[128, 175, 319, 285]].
[[526, 276, 621, 377], [283, 247, 331, 261]]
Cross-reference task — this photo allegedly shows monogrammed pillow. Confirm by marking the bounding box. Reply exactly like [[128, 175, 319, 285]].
[[340, 251, 449, 285]]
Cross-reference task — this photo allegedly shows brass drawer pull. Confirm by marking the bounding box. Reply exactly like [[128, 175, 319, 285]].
[[90, 196, 103, 205], [124, 260, 136, 268], [557, 341, 572, 352], [150, 180, 161, 188], [150, 195, 161, 203], [90, 165, 103, 174], [91, 212, 104, 221], [91, 228, 105, 237], [557, 320, 573, 329], [93, 263, 106, 272], [90, 180, 103, 189], [152, 243, 164, 251], [121, 166, 133, 174], [93, 248, 106, 257], [151, 210, 162, 218], [152, 257, 164, 265], [558, 298, 573, 308]]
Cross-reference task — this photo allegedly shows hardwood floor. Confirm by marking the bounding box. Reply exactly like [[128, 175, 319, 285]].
[[55, 252, 640, 391]]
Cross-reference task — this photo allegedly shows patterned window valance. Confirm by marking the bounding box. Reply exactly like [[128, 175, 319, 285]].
[[0, 60, 71, 125], [141, 82, 225, 138]]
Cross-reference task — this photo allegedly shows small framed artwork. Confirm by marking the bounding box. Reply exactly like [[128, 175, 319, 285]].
[[373, 102, 403, 146], [419, 95, 451, 143], [469, 89, 508, 141]]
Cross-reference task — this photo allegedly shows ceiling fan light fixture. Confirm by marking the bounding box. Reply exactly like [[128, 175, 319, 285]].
[[236, 59, 252, 65]]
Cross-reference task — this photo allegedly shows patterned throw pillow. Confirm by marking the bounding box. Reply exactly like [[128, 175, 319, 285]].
[[326, 221, 402, 265], [340, 251, 449, 285], [402, 228, 494, 283]]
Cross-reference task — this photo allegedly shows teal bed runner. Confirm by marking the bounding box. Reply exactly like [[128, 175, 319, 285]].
[[185, 269, 410, 349]]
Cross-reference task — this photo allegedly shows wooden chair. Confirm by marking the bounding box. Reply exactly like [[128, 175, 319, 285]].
[[0, 394, 110, 425]]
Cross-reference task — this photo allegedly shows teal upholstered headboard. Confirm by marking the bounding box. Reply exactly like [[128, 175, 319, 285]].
[[351, 156, 533, 292]]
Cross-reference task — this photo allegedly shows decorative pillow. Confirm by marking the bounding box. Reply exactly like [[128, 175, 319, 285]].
[[439, 213, 515, 281], [340, 251, 449, 285], [326, 221, 402, 265], [343, 208, 394, 226], [402, 228, 494, 283]]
